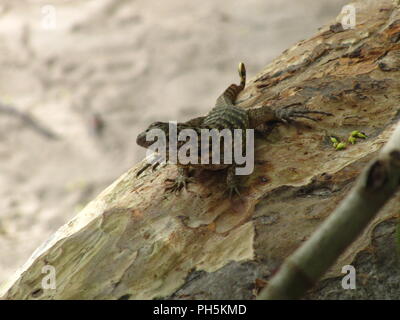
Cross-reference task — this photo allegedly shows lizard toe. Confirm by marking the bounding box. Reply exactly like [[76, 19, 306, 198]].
[[165, 176, 195, 194], [276, 105, 332, 123], [224, 184, 242, 200]]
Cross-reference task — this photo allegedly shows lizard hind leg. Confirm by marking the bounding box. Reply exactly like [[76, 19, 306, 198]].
[[275, 103, 333, 123]]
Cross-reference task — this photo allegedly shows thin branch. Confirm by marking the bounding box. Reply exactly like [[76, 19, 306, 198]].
[[0, 102, 58, 140], [257, 121, 400, 300]]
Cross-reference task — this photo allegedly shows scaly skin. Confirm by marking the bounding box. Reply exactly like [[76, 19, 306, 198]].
[[136, 63, 332, 197]]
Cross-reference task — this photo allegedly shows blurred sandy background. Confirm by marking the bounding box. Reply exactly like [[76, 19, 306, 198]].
[[0, 0, 349, 284]]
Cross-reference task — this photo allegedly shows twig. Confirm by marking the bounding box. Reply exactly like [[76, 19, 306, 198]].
[[257, 121, 400, 300], [0, 102, 58, 139]]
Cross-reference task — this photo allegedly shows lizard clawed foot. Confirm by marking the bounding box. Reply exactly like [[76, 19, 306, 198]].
[[136, 162, 161, 177], [136, 153, 164, 177], [224, 184, 243, 199], [165, 168, 194, 194], [276, 103, 333, 123], [224, 166, 244, 200]]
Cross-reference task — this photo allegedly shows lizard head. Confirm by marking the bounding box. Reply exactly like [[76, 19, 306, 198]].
[[136, 121, 171, 148]]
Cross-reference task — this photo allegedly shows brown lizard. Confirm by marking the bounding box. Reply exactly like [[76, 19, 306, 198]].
[[136, 63, 332, 196]]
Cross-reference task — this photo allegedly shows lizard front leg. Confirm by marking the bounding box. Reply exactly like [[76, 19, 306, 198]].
[[165, 166, 194, 193]]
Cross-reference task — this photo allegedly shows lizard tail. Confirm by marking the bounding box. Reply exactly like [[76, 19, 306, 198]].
[[238, 62, 246, 89], [214, 62, 247, 108]]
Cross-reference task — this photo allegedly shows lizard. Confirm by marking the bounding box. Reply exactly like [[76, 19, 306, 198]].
[[136, 62, 332, 197]]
